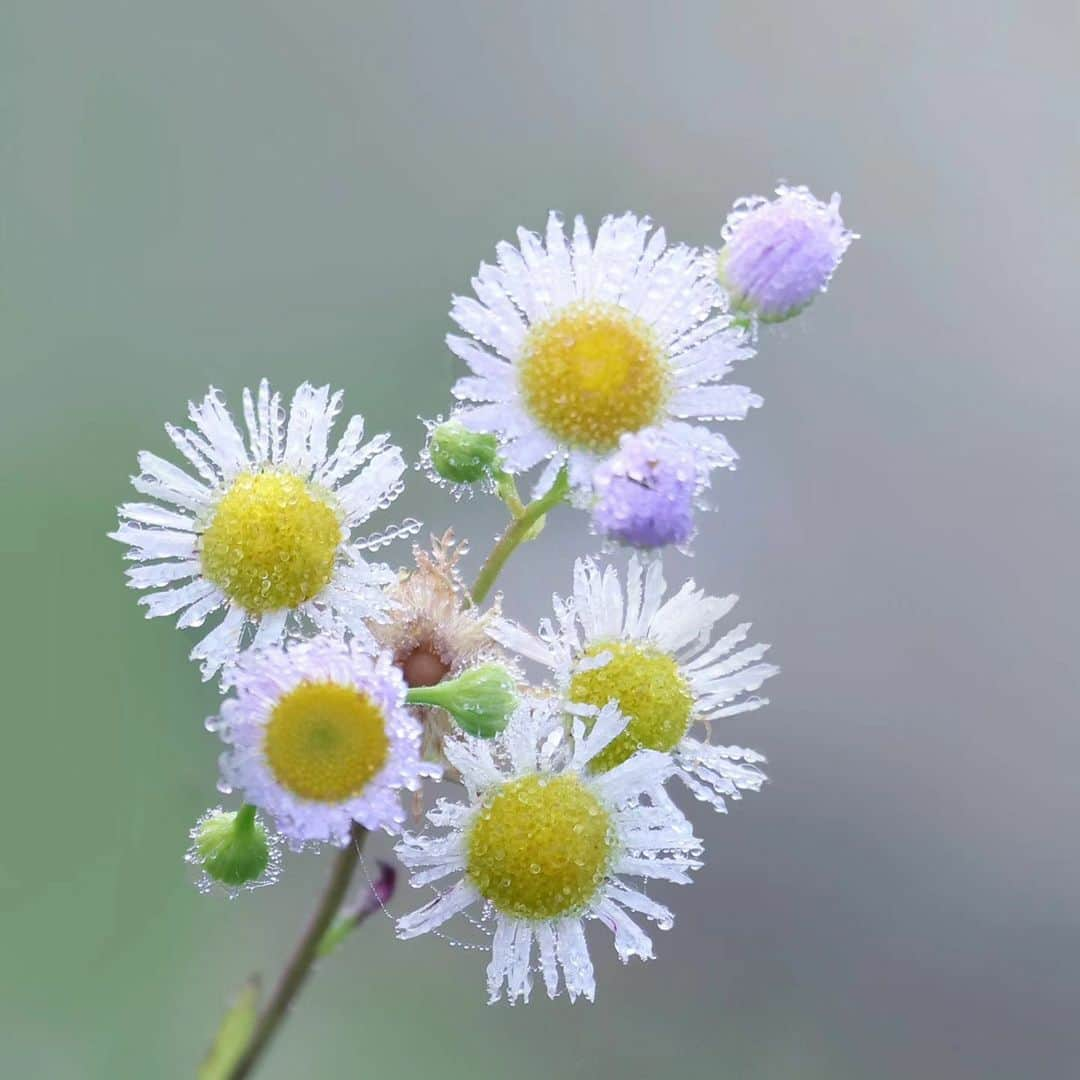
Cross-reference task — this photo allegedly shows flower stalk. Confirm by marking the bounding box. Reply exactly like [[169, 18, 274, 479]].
[[470, 467, 570, 605], [225, 825, 367, 1080]]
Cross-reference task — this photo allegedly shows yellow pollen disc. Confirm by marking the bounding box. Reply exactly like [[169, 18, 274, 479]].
[[570, 641, 693, 773], [518, 301, 668, 453], [201, 471, 342, 614], [264, 681, 390, 803], [466, 773, 616, 920]]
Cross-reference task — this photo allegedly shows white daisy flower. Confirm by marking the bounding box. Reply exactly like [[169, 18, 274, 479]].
[[395, 700, 701, 1004], [110, 380, 420, 679], [213, 636, 437, 847], [491, 555, 779, 811], [447, 211, 760, 499]]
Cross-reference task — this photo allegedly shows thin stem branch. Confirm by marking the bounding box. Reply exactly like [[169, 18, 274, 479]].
[[470, 468, 569, 606], [228, 825, 367, 1080]]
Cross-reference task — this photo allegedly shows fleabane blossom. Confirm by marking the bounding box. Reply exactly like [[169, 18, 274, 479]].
[[447, 211, 760, 500], [395, 700, 701, 1004], [212, 636, 438, 847], [591, 430, 704, 550], [492, 555, 778, 811], [719, 183, 857, 323], [111, 380, 419, 679]]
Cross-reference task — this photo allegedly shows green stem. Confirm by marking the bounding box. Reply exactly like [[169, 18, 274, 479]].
[[227, 825, 367, 1080], [493, 469, 526, 517], [470, 467, 570, 606], [234, 803, 257, 833]]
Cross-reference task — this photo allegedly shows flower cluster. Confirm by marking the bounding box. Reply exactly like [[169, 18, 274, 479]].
[[112, 188, 853, 1012]]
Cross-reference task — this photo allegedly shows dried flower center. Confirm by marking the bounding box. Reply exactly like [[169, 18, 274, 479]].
[[264, 681, 389, 802], [399, 644, 451, 688], [570, 641, 693, 772], [466, 773, 615, 920], [518, 301, 668, 453], [201, 471, 342, 613]]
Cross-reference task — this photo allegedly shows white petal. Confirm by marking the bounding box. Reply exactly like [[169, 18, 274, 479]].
[[176, 588, 227, 629], [571, 703, 628, 772], [556, 916, 595, 1003], [536, 922, 560, 999], [486, 917, 522, 1003], [593, 748, 672, 806], [139, 578, 218, 618], [648, 585, 736, 654], [506, 922, 534, 1003], [135, 451, 212, 507], [315, 415, 368, 488], [441, 734, 503, 791], [635, 557, 668, 637], [164, 423, 221, 486], [501, 428, 558, 474], [396, 879, 478, 940], [117, 502, 195, 532], [111, 524, 198, 561], [604, 882, 674, 929], [187, 388, 250, 478], [450, 294, 524, 360], [695, 663, 780, 711], [189, 605, 246, 680], [615, 856, 698, 884], [336, 447, 406, 526], [570, 215, 595, 300], [591, 896, 654, 962], [124, 560, 201, 589], [529, 455, 566, 499], [487, 618, 558, 669], [250, 609, 288, 652], [682, 621, 751, 671]]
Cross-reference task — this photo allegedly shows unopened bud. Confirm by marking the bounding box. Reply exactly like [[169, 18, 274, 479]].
[[719, 184, 857, 323], [429, 421, 499, 485], [187, 805, 276, 892], [405, 663, 517, 738]]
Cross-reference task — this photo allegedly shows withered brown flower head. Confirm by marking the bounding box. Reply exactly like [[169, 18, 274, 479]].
[[373, 531, 504, 766]]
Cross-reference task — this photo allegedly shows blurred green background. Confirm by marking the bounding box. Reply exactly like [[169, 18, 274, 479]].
[[3, 2, 1078, 1077]]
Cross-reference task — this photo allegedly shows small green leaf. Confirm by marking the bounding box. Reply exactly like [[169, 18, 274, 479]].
[[198, 977, 260, 1080]]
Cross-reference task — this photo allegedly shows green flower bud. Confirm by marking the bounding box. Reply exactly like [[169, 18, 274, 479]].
[[429, 421, 499, 485], [188, 805, 277, 893], [405, 663, 518, 739]]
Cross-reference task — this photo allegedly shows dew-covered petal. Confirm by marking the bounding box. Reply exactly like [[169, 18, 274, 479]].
[[591, 896, 655, 962], [396, 878, 478, 939], [555, 916, 595, 1003]]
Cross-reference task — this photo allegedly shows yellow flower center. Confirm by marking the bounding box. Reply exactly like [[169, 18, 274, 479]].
[[570, 641, 693, 772], [466, 773, 616, 920], [518, 301, 668, 453], [264, 681, 390, 802], [201, 471, 342, 614]]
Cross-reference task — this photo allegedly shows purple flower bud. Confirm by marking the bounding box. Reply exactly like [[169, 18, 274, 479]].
[[591, 432, 700, 550], [719, 184, 857, 323]]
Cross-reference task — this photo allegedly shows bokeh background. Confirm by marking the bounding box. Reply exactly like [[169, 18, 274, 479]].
[[3, 2, 1078, 1077]]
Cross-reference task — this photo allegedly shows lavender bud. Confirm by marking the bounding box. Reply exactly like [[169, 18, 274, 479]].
[[719, 184, 857, 323], [591, 431, 699, 550]]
